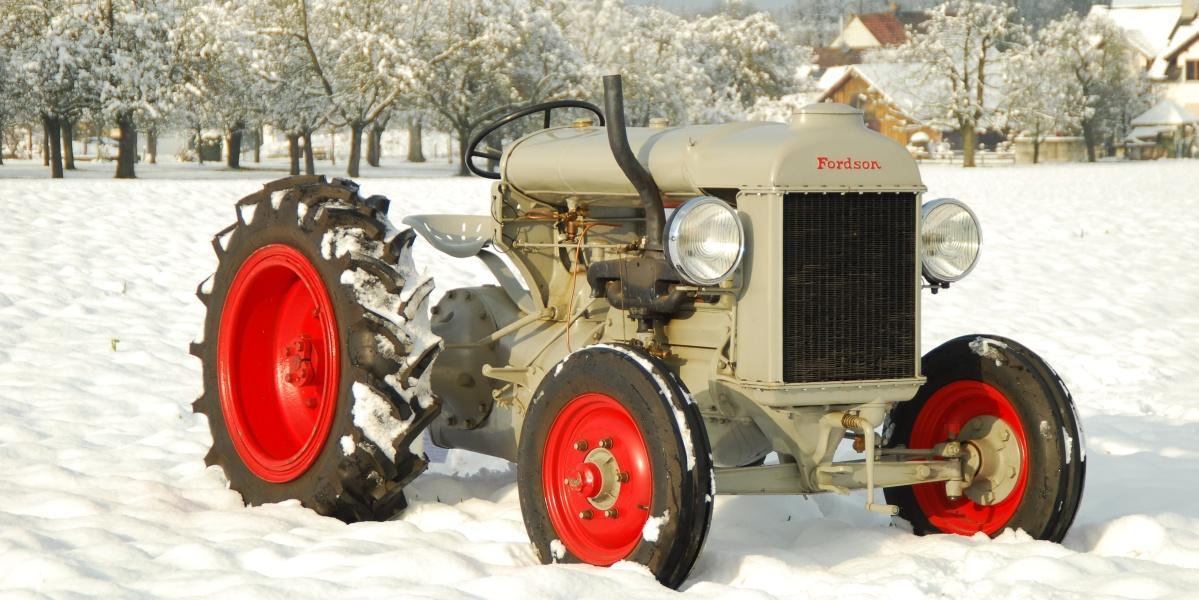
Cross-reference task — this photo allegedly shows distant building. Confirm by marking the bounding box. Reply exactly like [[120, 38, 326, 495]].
[[829, 8, 930, 50], [1092, 0, 1199, 115], [816, 63, 944, 148]]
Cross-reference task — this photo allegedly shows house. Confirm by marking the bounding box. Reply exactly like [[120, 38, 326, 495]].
[[816, 63, 944, 148], [1092, 0, 1199, 115], [829, 8, 930, 50]]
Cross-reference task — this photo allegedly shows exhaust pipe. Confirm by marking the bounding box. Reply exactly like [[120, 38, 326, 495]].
[[603, 75, 665, 253]]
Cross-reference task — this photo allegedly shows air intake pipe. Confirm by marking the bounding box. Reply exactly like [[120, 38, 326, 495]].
[[602, 75, 665, 253]]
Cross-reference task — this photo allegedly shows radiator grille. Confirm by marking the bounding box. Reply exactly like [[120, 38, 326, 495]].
[[781, 192, 917, 383]]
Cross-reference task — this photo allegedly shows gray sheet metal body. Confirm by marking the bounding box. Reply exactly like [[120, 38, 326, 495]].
[[501, 103, 924, 204]]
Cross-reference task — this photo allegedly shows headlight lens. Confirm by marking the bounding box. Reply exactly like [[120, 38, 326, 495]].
[[665, 196, 745, 286], [921, 198, 982, 284]]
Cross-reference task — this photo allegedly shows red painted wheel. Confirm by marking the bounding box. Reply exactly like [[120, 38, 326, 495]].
[[193, 177, 441, 522], [217, 244, 340, 483], [518, 345, 712, 588], [542, 392, 653, 565], [908, 381, 1028, 536], [884, 335, 1085, 542]]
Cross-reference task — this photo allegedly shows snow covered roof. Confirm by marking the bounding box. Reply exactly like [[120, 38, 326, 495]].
[[817, 62, 1004, 126], [855, 12, 908, 46], [1089, 2, 1183, 58], [1131, 98, 1199, 125]]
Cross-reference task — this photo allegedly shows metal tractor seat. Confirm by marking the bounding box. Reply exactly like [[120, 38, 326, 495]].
[[402, 214, 534, 312]]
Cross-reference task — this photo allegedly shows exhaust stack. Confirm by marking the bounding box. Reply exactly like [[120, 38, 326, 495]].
[[602, 75, 665, 253]]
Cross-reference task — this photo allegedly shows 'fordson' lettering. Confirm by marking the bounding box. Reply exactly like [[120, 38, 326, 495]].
[[816, 156, 882, 170]]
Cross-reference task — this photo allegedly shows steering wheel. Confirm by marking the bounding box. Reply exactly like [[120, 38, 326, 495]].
[[465, 100, 605, 179]]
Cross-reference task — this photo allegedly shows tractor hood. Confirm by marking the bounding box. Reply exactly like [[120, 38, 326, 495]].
[[501, 103, 924, 205]]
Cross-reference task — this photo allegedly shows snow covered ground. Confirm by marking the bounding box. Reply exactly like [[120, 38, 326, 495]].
[[1, 159, 1197, 598]]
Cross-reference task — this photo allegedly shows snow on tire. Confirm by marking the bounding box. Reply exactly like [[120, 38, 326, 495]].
[[190, 175, 440, 522]]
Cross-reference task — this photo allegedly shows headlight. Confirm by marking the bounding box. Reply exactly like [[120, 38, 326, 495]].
[[921, 198, 982, 285], [665, 196, 745, 286]]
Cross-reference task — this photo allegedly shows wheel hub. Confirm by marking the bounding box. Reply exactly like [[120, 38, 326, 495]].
[[565, 447, 623, 510], [960, 415, 1023, 506]]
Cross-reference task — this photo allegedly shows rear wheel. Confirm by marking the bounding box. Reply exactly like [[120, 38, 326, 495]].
[[191, 176, 440, 522], [517, 345, 713, 589], [884, 335, 1085, 541]]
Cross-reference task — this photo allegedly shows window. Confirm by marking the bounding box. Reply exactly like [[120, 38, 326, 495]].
[[1187, 60, 1199, 82]]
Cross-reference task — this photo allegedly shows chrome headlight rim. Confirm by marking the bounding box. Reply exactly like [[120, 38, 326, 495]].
[[665, 196, 746, 287], [921, 197, 982, 285]]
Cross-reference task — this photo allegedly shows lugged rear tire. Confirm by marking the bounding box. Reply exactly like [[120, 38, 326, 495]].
[[191, 175, 440, 522]]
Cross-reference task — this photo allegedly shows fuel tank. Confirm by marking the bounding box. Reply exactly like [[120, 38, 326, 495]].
[[500, 103, 924, 205]]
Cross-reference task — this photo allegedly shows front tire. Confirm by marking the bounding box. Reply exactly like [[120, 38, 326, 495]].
[[517, 345, 713, 589], [884, 335, 1085, 541], [191, 176, 440, 522]]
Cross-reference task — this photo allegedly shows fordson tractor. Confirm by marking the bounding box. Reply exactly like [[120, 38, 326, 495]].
[[191, 75, 1086, 588]]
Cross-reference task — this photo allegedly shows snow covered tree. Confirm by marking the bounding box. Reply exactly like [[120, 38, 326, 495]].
[[176, 1, 268, 169], [278, 0, 428, 177], [416, 0, 582, 176], [694, 8, 812, 121], [897, 1, 1026, 167], [87, 0, 181, 178], [2, 0, 99, 178], [1036, 13, 1153, 162], [1002, 45, 1067, 163]]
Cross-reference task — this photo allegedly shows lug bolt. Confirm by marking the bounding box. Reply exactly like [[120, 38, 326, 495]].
[[573, 440, 588, 451], [916, 464, 932, 479], [982, 492, 995, 504], [604, 509, 619, 519], [564, 475, 581, 488], [599, 438, 613, 449], [1000, 429, 1011, 442], [578, 510, 593, 520], [617, 471, 630, 483], [1008, 466, 1017, 479]]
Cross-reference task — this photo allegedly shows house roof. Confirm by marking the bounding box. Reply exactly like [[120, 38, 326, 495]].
[[1131, 98, 1199, 125], [856, 12, 908, 46], [817, 61, 1005, 127], [1090, 2, 1184, 57]]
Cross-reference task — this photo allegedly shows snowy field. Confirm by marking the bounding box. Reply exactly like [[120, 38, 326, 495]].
[[1, 159, 1198, 598]]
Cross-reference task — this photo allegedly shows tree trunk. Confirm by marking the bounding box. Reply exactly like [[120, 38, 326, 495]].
[[302, 131, 315, 175], [115, 112, 137, 179], [330, 128, 336, 166], [961, 126, 977, 168], [82, 129, 88, 156], [28, 126, 34, 160], [407, 117, 425, 163], [456, 128, 470, 176], [253, 124, 262, 163], [0, 126, 5, 165], [347, 122, 364, 177], [287, 134, 301, 175], [1032, 122, 1041, 165], [226, 120, 244, 169], [195, 127, 203, 164], [62, 120, 75, 170], [147, 128, 157, 164], [42, 124, 49, 166], [366, 124, 381, 167], [42, 114, 63, 179], [1081, 120, 1097, 163]]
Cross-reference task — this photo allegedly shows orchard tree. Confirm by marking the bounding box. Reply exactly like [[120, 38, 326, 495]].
[[177, 1, 267, 169], [695, 8, 811, 121], [1002, 37, 1077, 163], [89, 0, 180, 178], [1037, 13, 1153, 161], [417, 0, 581, 176], [289, 0, 430, 177], [898, 0, 1026, 167], [3, 0, 98, 178]]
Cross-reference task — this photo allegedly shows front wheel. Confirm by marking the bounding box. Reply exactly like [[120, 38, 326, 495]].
[[884, 335, 1085, 541], [517, 345, 713, 589]]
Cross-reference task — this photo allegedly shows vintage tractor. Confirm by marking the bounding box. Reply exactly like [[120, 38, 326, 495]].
[[192, 75, 1086, 588]]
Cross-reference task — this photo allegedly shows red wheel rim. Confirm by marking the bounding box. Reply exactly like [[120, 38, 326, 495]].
[[217, 244, 340, 483], [542, 393, 653, 565], [909, 380, 1029, 536]]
